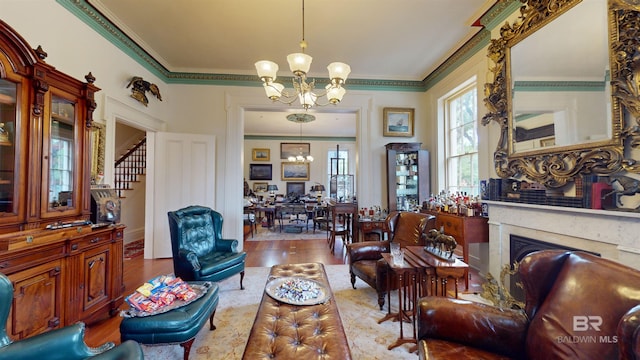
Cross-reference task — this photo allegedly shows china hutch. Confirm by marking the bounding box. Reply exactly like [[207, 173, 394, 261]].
[[386, 142, 430, 212], [0, 20, 124, 339]]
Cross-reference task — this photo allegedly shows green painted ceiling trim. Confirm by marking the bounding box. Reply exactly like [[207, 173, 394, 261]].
[[481, 0, 522, 32], [515, 113, 542, 122], [422, 29, 491, 90], [513, 81, 606, 92], [56, 0, 170, 80], [244, 135, 356, 142]]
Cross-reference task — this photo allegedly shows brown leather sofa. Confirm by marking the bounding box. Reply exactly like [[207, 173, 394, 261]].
[[347, 211, 434, 309], [416, 250, 640, 360]]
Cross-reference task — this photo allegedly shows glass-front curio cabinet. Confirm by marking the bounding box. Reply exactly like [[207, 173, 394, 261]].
[[386, 142, 430, 212], [0, 19, 125, 340]]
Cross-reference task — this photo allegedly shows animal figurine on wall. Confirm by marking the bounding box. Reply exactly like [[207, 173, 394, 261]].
[[126, 76, 162, 106]]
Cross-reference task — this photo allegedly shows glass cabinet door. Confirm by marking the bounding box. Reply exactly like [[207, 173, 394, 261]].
[[0, 79, 17, 216], [42, 91, 80, 216], [394, 151, 419, 210]]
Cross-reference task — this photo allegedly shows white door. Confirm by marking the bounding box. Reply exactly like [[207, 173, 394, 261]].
[[150, 132, 216, 258]]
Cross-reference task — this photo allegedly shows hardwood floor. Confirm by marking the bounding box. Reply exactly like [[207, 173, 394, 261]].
[[84, 237, 484, 348]]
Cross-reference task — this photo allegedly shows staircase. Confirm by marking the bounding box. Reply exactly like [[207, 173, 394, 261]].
[[114, 138, 146, 198]]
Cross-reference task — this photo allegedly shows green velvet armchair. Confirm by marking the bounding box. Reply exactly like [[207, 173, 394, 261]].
[[168, 205, 246, 289], [0, 272, 143, 360]]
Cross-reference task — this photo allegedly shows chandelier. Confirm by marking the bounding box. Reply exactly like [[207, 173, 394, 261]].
[[287, 113, 315, 162], [254, 0, 351, 110]]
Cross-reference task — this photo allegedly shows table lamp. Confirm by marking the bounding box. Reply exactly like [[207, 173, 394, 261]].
[[267, 184, 278, 203], [312, 184, 325, 203]]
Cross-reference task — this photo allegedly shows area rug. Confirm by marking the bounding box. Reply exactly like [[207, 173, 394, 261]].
[[139, 265, 420, 359], [124, 239, 144, 259]]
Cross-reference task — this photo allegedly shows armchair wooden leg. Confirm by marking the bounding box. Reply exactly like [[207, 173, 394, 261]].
[[240, 270, 245, 290]]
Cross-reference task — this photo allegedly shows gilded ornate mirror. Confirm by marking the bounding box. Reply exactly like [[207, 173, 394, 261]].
[[483, 0, 640, 188]]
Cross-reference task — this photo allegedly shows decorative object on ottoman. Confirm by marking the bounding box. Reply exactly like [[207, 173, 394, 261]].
[[168, 205, 246, 289], [0, 272, 144, 360], [416, 250, 640, 360], [120, 280, 219, 360]]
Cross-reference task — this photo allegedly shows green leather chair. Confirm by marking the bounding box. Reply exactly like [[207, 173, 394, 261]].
[[0, 272, 143, 360], [168, 205, 246, 289]]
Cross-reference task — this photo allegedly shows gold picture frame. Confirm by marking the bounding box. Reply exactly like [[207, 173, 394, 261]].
[[90, 122, 105, 183], [282, 162, 310, 181], [253, 182, 268, 193], [383, 107, 414, 137], [252, 148, 270, 161]]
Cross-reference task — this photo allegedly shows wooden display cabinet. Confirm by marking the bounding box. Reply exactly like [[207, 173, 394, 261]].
[[386, 143, 430, 212], [0, 19, 124, 339]]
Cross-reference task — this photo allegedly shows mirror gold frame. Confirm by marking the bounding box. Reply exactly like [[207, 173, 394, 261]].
[[482, 0, 640, 188]]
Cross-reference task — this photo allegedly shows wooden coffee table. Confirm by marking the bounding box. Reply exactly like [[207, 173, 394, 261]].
[[242, 262, 352, 359]]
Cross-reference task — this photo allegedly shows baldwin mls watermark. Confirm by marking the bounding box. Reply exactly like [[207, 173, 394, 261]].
[[556, 316, 618, 344]]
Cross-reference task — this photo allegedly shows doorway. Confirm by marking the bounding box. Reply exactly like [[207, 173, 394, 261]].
[[115, 121, 147, 258]]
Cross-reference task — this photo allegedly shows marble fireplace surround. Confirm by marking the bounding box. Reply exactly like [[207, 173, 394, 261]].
[[484, 201, 640, 278]]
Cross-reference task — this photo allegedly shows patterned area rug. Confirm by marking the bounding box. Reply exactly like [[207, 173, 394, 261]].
[[139, 265, 422, 359], [123, 240, 144, 259]]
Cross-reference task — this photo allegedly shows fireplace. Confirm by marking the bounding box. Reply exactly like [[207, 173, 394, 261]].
[[508, 234, 600, 302]]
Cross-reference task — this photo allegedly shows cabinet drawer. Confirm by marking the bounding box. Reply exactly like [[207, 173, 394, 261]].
[[0, 244, 66, 274], [69, 233, 112, 253]]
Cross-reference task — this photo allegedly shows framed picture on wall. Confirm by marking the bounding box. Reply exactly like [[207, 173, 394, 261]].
[[286, 182, 306, 197], [252, 148, 270, 161], [281, 162, 310, 181], [383, 107, 414, 137], [249, 164, 272, 180], [281, 143, 310, 159], [253, 182, 268, 193]]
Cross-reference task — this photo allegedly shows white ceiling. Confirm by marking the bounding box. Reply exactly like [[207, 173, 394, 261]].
[[88, 0, 493, 136]]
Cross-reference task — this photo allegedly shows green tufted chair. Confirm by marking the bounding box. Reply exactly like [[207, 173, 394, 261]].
[[0, 272, 143, 360], [168, 205, 246, 289]]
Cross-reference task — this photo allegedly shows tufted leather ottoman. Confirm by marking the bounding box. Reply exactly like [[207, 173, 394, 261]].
[[242, 262, 352, 359], [120, 281, 219, 360]]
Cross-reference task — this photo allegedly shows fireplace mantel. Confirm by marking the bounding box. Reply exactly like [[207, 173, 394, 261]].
[[484, 200, 640, 277]]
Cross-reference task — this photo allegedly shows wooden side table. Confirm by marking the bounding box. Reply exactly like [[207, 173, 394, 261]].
[[378, 252, 418, 350], [405, 246, 469, 298]]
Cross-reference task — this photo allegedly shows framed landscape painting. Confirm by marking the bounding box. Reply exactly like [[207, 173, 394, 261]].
[[249, 164, 272, 180], [383, 107, 414, 137], [252, 148, 270, 161], [253, 182, 268, 193], [281, 162, 310, 181], [286, 182, 306, 197]]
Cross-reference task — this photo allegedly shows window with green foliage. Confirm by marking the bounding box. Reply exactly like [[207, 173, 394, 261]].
[[445, 82, 478, 196]]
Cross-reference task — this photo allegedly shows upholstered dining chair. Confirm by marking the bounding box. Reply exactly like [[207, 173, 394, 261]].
[[347, 211, 435, 309], [0, 273, 144, 360], [168, 205, 246, 289]]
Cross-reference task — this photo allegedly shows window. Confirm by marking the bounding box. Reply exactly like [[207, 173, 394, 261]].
[[327, 148, 351, 200], [445, 82, 478, 196]]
